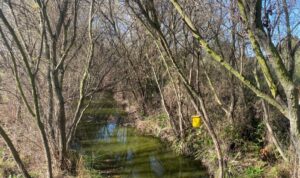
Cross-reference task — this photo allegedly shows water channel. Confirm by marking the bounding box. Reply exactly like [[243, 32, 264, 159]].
[[74, 116, 209, 178]]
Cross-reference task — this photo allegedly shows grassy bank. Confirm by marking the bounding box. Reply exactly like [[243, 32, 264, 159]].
[[134, 112, 291, 178], [75, 156, 103, 178]]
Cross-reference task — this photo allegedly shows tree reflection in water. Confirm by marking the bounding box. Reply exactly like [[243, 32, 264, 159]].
[[75, 117, 209, 178]]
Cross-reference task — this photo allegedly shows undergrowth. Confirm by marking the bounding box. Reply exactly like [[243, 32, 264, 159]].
[[0, 148, 22, 178], [76, 156, 103, 178]]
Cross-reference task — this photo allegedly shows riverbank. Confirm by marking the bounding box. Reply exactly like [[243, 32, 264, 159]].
[[131, 112, 291, 178], [112, 87, 292, 178], [133, 113, 215, 175]]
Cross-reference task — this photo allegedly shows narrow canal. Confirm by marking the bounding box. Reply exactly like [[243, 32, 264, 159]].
[[74, 115, 209, 178]]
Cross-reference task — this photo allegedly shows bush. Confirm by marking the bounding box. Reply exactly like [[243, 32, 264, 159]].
[[243, 166, 264, 178]]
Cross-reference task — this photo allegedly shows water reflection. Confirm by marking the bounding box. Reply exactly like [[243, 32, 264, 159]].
[[149, 155, 165, 177], [75, 118, 209, 178]]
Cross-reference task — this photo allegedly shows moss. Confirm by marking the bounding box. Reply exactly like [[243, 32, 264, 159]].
[[294, 49, 300, 84]]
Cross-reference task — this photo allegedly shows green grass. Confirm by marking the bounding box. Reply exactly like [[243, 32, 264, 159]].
[[0, 148, 21, 178], [243, 166, 264, 178]]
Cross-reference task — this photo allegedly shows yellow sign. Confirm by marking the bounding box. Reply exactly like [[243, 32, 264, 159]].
[[192, 115, 201, 128]]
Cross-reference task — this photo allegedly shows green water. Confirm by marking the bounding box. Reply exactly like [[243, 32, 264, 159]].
[[74, 117, 209, 178]]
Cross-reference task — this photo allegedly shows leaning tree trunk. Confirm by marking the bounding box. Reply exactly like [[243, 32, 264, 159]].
[[0, 125, 31, 178], [67, 0, 95, 146], [254, 68, 288, 161], [286, 87, 300, 177]]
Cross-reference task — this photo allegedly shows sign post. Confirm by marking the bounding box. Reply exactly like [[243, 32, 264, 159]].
[[192, 115, 201, 128]]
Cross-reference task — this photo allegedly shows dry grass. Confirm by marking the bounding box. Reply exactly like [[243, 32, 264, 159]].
[[135, 113, 176, 143], [0, 101, 47, 177], [76, 156, 102, 178]]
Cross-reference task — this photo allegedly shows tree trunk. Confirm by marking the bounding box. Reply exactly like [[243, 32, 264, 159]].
[[67, 0, 95, 149], [0, 125, 31, 178], [254, 68, 288, 161], [52, 70, 67, 170], [149, 62, 173, 132], [262, 101, 288, 161], [287, 87, 300, 177], [189, 92, 224, 178]]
